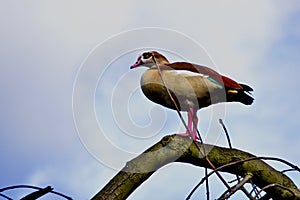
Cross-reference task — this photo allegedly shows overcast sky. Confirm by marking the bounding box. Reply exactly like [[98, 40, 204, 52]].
[[1, 1, 300, 199]]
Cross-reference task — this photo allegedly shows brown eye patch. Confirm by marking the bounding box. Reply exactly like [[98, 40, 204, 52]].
[[143, 52, 152, 59]]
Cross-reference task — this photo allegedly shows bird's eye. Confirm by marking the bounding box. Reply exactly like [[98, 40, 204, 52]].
[[143, 53, 152, 59]]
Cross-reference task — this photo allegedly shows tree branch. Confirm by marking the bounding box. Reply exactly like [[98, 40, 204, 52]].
[[91, 135, 300, 200]]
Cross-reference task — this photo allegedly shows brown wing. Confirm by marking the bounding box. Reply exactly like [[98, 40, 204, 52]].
[[166, 62, 243, 89]]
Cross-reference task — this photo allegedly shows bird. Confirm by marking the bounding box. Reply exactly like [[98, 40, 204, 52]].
[[130, 51, 254, 141]]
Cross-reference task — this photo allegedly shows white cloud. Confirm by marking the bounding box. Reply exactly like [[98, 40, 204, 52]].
[[1, 1, 299, 199]]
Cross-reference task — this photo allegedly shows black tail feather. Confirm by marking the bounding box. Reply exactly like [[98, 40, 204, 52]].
[[239, 83, 253, 92], [227, 83, 254, 105], [236, 90, 254, 105]]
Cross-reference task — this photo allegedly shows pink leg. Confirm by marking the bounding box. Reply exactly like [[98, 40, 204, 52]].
[[177, 108, 200, 141], [187, 108, 194, 135], [177, 109, 193, 137], [192, 115, 200, 140]]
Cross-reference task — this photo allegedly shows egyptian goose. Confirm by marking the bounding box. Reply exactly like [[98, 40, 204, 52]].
[[130, 51, 254, 140]]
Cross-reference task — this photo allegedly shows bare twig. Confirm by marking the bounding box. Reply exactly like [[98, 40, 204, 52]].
[[186, 155, 299, 199], [219, 119, 256, 199], [205, 167, 210, 200], [189, 119, 299, 199], [0, 193, 13, 200], [93, 135, 300, 200], [218, 173, 253, 199], [282, 168, 298, 174], [219, 119, 232, 148], [152, 56, 196, 141], [241, 187, 257, 200], [0, 185, 72, 200], [153, 56, 216, 200], [251, 183, 261, 198], [192, 141, 233, 194], [20, 186, 53, 200]]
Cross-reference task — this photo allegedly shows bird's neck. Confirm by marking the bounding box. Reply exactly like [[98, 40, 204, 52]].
[[150, 60, 170, 69]]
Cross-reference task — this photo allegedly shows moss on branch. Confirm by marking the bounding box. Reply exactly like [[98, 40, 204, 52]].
[[92, 135, 300, 200]]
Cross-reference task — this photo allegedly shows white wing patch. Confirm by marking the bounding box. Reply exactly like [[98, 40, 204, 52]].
[[167, 70, 224, 89], [172, 70, 209, 78]]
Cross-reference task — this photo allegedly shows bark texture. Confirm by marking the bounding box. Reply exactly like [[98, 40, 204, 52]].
[[92, 135, 300, 200]]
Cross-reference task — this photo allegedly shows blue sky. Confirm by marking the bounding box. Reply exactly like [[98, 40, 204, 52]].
[[1, 1, 300, 199]]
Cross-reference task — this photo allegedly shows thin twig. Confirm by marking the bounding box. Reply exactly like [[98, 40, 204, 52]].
[[241, 187, 257, 200], [0, 185, 72, 200], [152, 56, 212, 198], [186, 156, 299, 198], [0, 193, 13, 200], [281, 168, 298, 174], [205, 168, 210, 200], [186, 140, 233, 200], [219, 119, 232, 148], [190, 118, 299, 199], [219, 118, 255, 199], [152, 57, 192, 140], [250, 183, 261, 199], [20, 186, 53, 200], [218, 173, 253, 199], [152, 56, 230, 199]]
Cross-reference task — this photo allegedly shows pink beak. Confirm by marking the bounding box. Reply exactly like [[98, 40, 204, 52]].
[[130, 59, 142, 69]]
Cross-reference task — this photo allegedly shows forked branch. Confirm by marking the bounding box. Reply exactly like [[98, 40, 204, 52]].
[[92, 135, 300, 200]]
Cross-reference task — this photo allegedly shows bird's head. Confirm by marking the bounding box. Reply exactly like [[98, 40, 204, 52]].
[[130, 51, 169, 69]]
